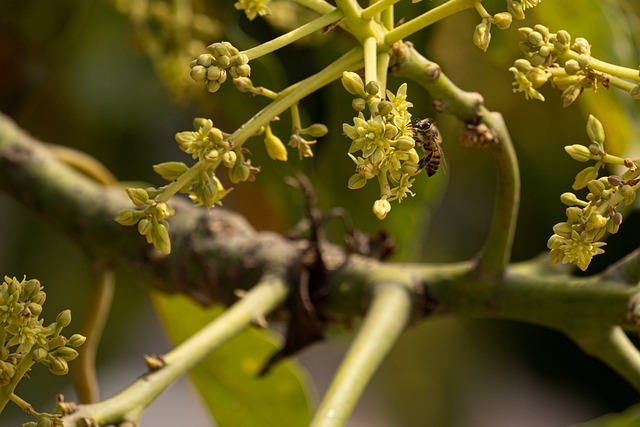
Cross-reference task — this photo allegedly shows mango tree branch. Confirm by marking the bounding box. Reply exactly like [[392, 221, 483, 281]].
[[60, 270, 289, 426]]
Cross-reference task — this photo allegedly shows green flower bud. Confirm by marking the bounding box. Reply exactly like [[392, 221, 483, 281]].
[[560, 192, 585, 206], [565, 144, 592, 162], [492, 12, 512, 30], [573, 166, 599, 190], [563, 59, 581, 75], [264, 127, 288, 161], [26, 302, 42, 316], [508, 3, 525, 20], [528, 31, 544, 47], [572, 37, 591, 55], [234, 77, 254, 92], [67, 334, 86, 347], [538, 45, 552, 58], [56, 310, 71, 328], [196, 54, 213, 67], [190, 65, 207, 83], [473, 21, 491, 52], [577, 54, 590, 70], [216, 55, 231, 68], [151, 222, 171, 254], [561, 83, 583, 108], [341, 72, 365, 96], [348, 173, 368, 190], [23, 279, 42, 299], [154, 202, 174, 221], [552, 222, 573, 238], [33, 347, 48, 361], [513, 59, 532, 73], [153, 162, 189, 182], [48, 357, 69, 375], [396, 135, 415, 151], [114, 209, 143, 226], [300, 123, 328, 137], [586, 115, 605, 144], [533, 24, 549, 40], [365, 80, 380, 97], [126, 188, 150, 207], [52, 347, 79, 362], [402, 162, 420, 175], [229, 160, 250, 183], [621, 185, 637, 205], [565, 206, 583, 223], [372, 198, 391, 220], [352, 98, 366, 111], [222, 151, 237, 168], [526, 68, 549, 88], [529, 53, 546, 67], [556, 30, 571, 46], [207, 66, 222, 81], [138, 218, 152, 236], [207, 80, 221, 93], [378, 101, 393, 116]]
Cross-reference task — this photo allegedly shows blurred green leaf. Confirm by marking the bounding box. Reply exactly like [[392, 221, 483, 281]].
[[572, 403, 640, 427], [152, 293, 314, 427]]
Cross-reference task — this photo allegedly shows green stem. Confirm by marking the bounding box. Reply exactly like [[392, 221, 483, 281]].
[[363, 36, 378, 87], [384, 0, 475, 45], [61, 271, 289, 426], [0, 353, 36, 413], [228, 46, 364, 147], [73, 267, 115, 404], [474, 110, 520, 280], [564, 51, 640, 82], [569, 326, 640, 391], [361, 0, 400, 21], [292, 0, 336, 15], [241, 9, 344, 60], [310, 282, 413, 427]]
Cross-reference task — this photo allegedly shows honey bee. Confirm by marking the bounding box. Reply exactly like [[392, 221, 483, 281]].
[[410, 118, 444, 177]]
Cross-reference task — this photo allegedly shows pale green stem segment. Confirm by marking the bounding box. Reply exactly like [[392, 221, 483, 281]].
[[228, 46, 364, 146], [474, 110, 520, 281], [74, 268, 115, 404], [293, 0, 336, 15], [363, 36, 378, 87], [242, 8, 344, 60], [563, 51, 640, 82], [61, 271, 289, 426], [310, 282, 413, 427], [361, 0, 400, 21], [385, 0, 475, 45], [569, 326, 640, 391]]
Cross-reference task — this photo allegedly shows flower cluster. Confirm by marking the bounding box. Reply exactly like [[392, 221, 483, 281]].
[[0, 276, 84, 423], [471, 0, 544, 52], [234, 0, 272, 21], [190, 42, 251, 93], [341, 72, 423, 220], [548, 115, 639, 270], [508, 25, 638, 106], [116, 118, 259, 254]]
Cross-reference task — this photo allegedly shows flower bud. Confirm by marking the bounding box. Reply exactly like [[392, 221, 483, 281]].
[[526, 68, 549, 88], [577, 54, 590, 70], [341, 72, 365, 96], [56, 310, 72, 328], [586, 115, 605, 144], [264, 127, 288, 161], [229, 161, 250, 183], [301, 123, 328, 137], [473, 21, 491, 52], [153, 162, 189, 182], [372, 198, 391, 220], [560, 192, 583, 206], [573, 166, 599, 190], [396, 135, 415, 151], [190, 65, 207, 82], [572, 37, 591, 55], [222, 151, 237, 168], [587, 179, 606, 196], [126, 188, 150, 207], [492, 12, 512, 30], [565, 206, 583, 223], [151, 222, 171, 254], [52, 347, 79, 362], [348, 173, 368, 190], [365, 80, 380, 97], [508, 2, 525, 20], [565, 144, 592, 162], [67, 334, 87, 347], [552, 222, 573, 238], [563, 59, 581, 75], [196, 53, 213, 67], [352, 98, 366, 111]]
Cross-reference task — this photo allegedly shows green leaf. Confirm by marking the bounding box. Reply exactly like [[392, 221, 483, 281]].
[[572, 403, 640, 427], [152, 293, 314, 427]]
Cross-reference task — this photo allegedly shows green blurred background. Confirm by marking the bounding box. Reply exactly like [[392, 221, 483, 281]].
[[1, 0, 640, 425]]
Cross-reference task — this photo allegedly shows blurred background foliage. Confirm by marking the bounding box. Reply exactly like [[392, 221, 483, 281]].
[[0, 0, 639, 425]]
